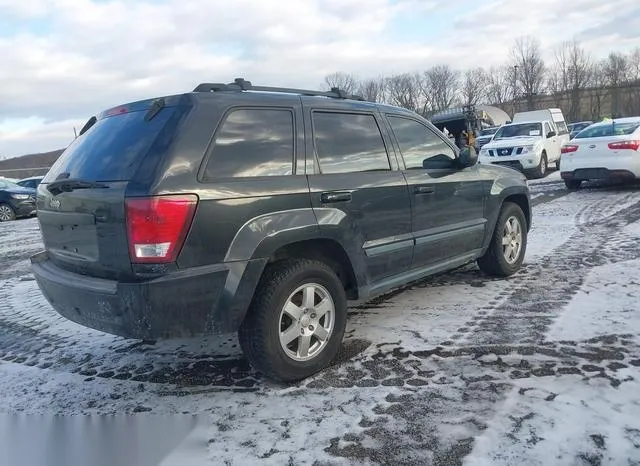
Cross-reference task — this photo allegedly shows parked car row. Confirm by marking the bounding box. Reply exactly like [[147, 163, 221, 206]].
[[470, 110, 640, 189], [477, 108, 570, 179], [0, 176, 43, 222], [0, 178, 38, 221]]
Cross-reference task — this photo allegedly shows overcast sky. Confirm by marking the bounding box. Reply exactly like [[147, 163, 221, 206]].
[[1, 0, 639, 159]]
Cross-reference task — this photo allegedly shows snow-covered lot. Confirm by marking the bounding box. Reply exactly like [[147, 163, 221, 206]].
[[1, 173, 640, 465]]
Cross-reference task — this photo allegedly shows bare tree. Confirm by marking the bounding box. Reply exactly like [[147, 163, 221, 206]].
[[486, 65, 513, 111], [424, 65, 460, 111], [385, 73, 424, 113], [511, 36, 547, 110], [588, 60, 608, 120], [604, 52, 629, 117], [546, 70, 565, 108], [461, 67, 488, 106], [624, 48, 640, 115], [628, 47, 640, 83], [357, 77, 386, 103], [552, 40, 591, 121], [323, 72, 359, 94]]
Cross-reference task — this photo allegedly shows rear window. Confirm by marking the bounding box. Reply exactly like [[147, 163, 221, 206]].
[[43, 108, 176, 183], [574, 122, 640, 139]]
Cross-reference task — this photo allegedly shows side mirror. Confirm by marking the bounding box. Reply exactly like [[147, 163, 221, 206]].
[[457, 146, 478, 169], [547, 131, 557, 138]]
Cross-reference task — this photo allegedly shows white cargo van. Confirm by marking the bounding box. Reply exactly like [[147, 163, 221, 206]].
[[478, 108, 570, 179]]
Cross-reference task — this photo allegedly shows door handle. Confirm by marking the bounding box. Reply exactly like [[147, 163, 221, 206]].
[[413, 186, 435, 195], [321, 191, 352, 203]]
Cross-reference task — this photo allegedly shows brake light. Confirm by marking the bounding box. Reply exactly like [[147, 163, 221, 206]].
[[125, 195, 198, 263], [608, 140, 640, 151], [105, 106, 130, 116], [561, 145, 579, 154]]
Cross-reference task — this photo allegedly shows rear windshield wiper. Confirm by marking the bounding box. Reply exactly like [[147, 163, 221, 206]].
[[47, 179, 109, 196], [144, 98, 165, 121]]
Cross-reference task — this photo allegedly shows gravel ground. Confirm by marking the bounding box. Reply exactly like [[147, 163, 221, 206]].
[[1, 173, 639, 465]]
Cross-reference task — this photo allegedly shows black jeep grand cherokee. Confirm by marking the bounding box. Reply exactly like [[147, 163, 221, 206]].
[[31, 79, 531, 382]]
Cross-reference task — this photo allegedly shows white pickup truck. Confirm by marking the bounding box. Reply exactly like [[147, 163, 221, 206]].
[[478, 108, 570, 178]]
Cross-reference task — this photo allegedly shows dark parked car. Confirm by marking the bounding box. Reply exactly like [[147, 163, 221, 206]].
[[0, 179, 37, 221], [31, 79, 531, 382], [474, 126, 499, 152], [568, 121, 593, 139], [17, 176, 44, 189]]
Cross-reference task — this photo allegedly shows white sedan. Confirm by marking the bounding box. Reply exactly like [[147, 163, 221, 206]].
[[559, 117, 640, 189]]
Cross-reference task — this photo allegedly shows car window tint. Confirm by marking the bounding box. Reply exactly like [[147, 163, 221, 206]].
[[43, 108, 176, 183], [202, 108, 294, 180], [312, 112, 390, 174], [387, 116, 455, 169]]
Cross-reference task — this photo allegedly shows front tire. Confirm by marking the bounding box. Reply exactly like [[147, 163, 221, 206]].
[[0, 203, 16, 222], [238, 259, 347, 383], [531, 152, 548, 179], [564, 179, 582, 190], [478, 202, 527, 277]]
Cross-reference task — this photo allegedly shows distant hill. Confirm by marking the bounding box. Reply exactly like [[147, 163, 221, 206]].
[[0, 149, 64, 179]]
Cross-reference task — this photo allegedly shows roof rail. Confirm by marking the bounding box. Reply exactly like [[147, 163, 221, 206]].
[[193, 77, 366, 101]]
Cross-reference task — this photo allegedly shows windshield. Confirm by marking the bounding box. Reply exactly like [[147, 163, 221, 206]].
[[494, 123, 542, 139], [0, 180, 21, 190], [479, 128, 498, 136], [574, 122, 640, 139]]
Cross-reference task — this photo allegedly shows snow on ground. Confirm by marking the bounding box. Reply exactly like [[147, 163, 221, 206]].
[[1, 175, 640, 465]]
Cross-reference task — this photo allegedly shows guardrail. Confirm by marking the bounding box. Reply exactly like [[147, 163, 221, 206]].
[[0, 167, 52, 173], [0, 167, 51, 180]]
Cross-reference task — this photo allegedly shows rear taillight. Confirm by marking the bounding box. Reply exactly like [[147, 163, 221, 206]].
[[105, 106, 130, 116], [125, 195, 198, 264], [608, 140, 640, 151], [561, 145, 579, 154]]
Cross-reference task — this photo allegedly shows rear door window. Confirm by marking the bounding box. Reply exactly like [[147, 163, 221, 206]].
[[312, 112, 391, 174], [43, 108, 176, 183], [201, 108, 294, 180]]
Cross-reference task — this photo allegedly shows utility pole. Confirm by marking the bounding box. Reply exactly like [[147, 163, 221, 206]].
[[73, 127, 78, 139]]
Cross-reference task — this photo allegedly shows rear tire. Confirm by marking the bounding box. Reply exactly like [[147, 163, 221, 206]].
[[478, 202, 527, 277], [556, 158, 561, 170], [564, 179, 582, 190], [0, 203, 16, 222], [238, 259, 347, 383]]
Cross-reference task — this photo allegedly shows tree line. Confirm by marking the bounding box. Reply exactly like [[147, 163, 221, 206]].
[[323, 36, 640, 122]]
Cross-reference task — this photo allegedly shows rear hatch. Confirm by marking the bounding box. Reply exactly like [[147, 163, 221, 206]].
[[37, 96, 190, 280], [563, 137, 615, 159]]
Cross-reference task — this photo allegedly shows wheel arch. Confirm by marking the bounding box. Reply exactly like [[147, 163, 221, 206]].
[[267, 238, 360, 300]]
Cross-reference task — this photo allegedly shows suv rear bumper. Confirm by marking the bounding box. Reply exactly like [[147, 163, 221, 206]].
[[30, 252, 265, 340]]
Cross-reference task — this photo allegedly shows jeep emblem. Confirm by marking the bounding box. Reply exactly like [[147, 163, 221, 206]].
[[49, 198, 61, 209]]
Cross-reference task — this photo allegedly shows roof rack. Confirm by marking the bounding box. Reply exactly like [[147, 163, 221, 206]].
[[193, 78, 366, 101]]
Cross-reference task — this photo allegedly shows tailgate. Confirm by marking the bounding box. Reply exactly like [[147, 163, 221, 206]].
[[37, 182, 132, 279]]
